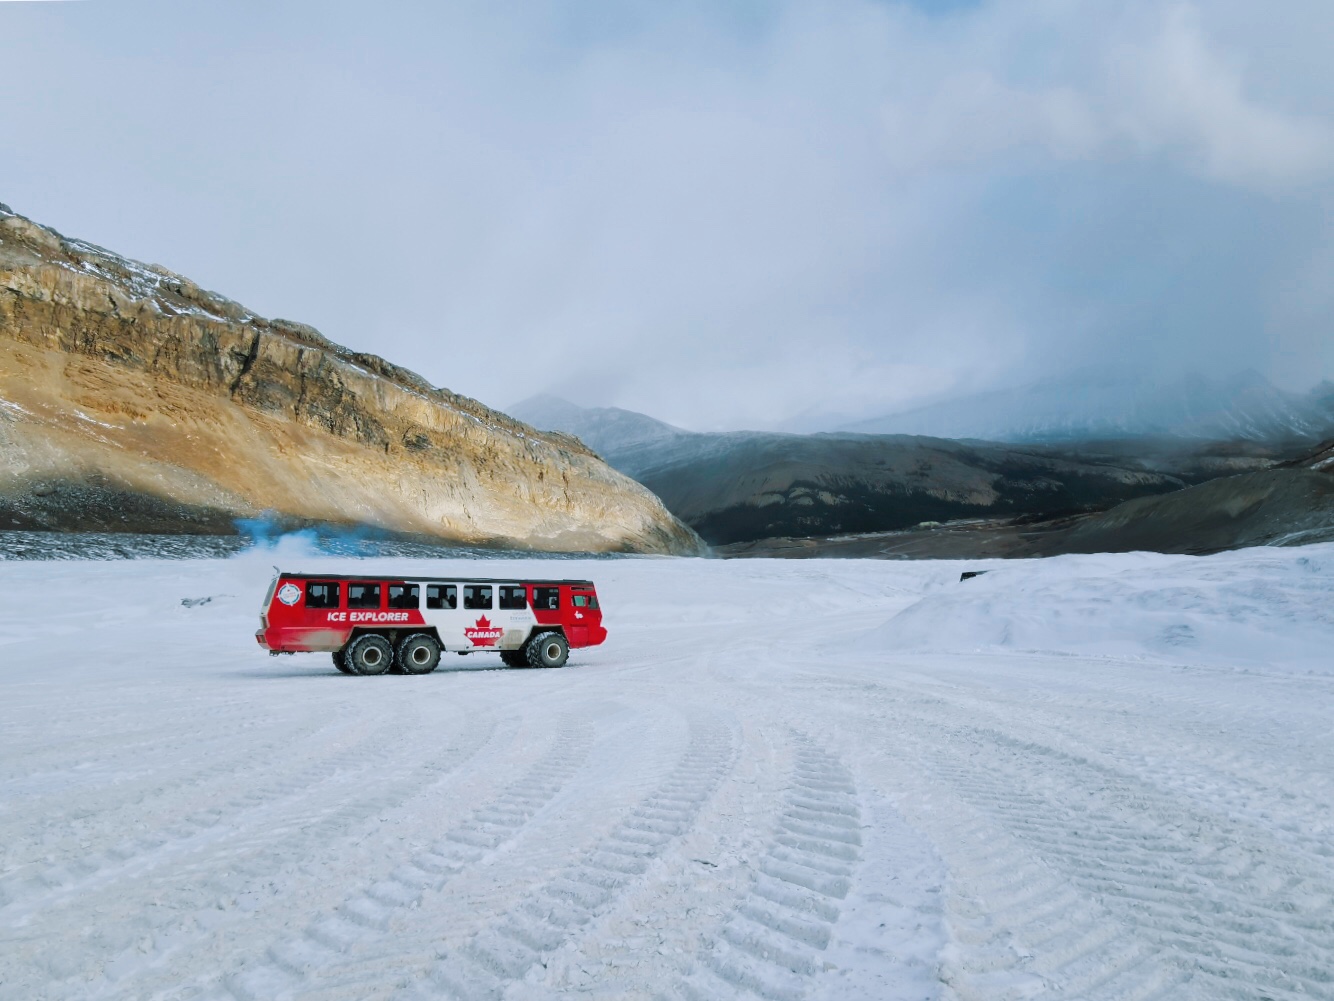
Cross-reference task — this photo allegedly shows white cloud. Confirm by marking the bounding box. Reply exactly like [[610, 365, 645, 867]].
[[880, 73, 1102, 171], [878, 3, 1334, 193], [1108, 6, 1334, 190], [2, 0, 1331, 429]]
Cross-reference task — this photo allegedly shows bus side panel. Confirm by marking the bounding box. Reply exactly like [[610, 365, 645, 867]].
[[261, 578, 359, 652], [417, 583, 538, 651], [493, 601, 538, 650], [262, 578, 426, 652], [565, 586, 606, 648]]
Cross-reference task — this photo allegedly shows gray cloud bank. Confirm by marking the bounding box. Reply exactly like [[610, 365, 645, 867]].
[[2, 0, 1331, 430]]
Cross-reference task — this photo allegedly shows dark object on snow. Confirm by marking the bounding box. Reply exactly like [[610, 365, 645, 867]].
[[959, 571, 989, 581]]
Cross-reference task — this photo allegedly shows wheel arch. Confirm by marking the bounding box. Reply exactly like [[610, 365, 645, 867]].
[[521, 625, 565, 644], [342, 625, 443, 650]]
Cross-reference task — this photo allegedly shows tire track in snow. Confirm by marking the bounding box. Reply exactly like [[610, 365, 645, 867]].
[[660, 739, 861, 1001], [0, 710, 363, 914], [926, 727, 1334, 1000], [778, 674, 1192, 1000], [2, 713, 500, 998], [0, 704, 295, 815], [934, 813, 1187, 1001], [0, 689, 269, 734], [234, 699, 686, 1001], [395, 710, 735, 1001], [872, 667, 1334, 873], [0, 710, 349, 893], [0, 695, 283, 782], [216, 716, 596, 1001], [792, 664, 1334, 999], [1030, 714, 1334, 870]]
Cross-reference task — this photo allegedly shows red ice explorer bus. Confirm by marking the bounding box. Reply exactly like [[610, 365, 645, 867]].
[[256, 571, 606, 675]]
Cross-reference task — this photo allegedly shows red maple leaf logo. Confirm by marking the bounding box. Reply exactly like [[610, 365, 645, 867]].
[[464, 615, 504, 647]]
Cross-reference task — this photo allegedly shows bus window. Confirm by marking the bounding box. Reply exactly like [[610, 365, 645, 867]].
[[463, 585, 492, 610], [348, 583, 381, 609], [388, 584, 420, 609], [305, 582, 340, 608], [426, 584, 457, 610]]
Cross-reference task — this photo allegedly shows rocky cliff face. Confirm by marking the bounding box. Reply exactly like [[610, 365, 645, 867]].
[[0, 204, 704, 554]]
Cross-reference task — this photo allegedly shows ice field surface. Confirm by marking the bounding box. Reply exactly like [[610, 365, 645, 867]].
[[1, 541, 1332, 1000]]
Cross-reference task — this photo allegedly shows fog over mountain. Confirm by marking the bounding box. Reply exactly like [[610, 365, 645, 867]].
[[4, 1, 1334, 430], [839, 370, 1334, 443]]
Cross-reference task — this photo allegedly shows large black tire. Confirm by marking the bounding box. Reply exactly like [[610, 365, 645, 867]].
[[333, 648, 353, 674], [345, 633, 393, 676], [525, 631, 569, 669], [499, 649, 527, 668], [397, 633, 441, 675]]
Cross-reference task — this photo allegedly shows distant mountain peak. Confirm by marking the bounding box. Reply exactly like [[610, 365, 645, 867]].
[[509, 395, 693, 459]]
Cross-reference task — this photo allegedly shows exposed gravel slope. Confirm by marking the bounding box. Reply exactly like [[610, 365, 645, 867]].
[[1, 544, 1331, 1000]]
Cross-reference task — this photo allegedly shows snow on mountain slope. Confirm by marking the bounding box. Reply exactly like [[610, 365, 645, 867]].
[[2, 544, 1332, 1000], [842, 370, 1334, 443]]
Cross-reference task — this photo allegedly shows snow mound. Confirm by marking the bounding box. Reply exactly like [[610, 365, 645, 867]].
[[871, 543, 1334, 672]]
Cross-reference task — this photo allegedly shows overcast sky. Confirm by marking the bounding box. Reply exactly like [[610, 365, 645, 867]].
[[3, 0, 1332, 430]]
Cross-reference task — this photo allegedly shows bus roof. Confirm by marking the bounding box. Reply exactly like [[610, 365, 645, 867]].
[[278, 572, 596, 587]]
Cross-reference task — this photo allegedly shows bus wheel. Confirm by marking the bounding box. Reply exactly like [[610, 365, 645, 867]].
[[333, 648, 354, 674], [499, 649, 527, 668], [526, 632, 569, 669], [346, 634, 393, 676], [397, 633, 441, 675]]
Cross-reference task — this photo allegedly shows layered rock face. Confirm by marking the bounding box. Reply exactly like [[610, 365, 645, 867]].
[[0, 204, 704, 554]]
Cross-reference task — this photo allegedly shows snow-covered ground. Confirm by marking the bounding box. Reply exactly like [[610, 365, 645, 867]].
[[2, 543, 1332, 1001]]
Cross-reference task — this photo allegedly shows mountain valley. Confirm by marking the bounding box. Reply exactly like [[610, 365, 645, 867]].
[[513, 395, 1334, 558]]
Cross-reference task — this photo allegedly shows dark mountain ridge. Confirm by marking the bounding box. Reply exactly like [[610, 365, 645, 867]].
[[513, 396, 1332, 557], [511, 396, 1211, 546], [722, 439, 1334, 560]]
